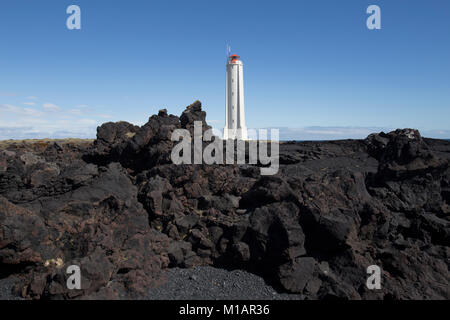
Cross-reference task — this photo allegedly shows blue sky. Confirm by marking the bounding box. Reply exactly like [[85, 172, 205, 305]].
[[0, 0, 449, 140]]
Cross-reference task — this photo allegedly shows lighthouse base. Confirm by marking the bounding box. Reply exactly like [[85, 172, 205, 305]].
[[223, 128, 248, 140]]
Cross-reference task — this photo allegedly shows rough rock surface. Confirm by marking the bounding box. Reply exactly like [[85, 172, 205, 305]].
[[0, 101, 448, 300]]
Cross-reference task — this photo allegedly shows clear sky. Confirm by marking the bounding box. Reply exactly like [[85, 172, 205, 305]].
[[0, 0, 449, 140]]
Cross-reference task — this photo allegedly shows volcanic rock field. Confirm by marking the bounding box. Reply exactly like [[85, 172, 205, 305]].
[[0, 101, 449, 300]]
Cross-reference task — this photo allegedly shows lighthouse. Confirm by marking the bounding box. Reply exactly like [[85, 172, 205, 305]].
[[224, 49, 248, 140]]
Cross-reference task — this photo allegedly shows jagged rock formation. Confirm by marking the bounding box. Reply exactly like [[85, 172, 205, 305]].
[[0, 101, 449, 299]]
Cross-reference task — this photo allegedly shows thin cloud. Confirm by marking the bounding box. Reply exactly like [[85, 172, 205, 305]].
[[256, 126, 450, 140], [0, 104, 43, 116], [23, 102, 36, 106], [0, 92, 17, 97], [0, 125, 97, 140], [77, 119, 98, 125], [69, 108, 84, 115], [0, 116, 100, 140], [96, 114, 113, 119], [0, 101, 104, 139], [275, 126, 392, 140], [42, 103, 61, 112]]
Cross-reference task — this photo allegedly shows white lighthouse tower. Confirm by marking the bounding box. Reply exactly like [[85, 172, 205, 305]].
[[224, 48, 248, 140]]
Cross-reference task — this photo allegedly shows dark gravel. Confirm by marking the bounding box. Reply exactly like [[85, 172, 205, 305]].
[[0, 267, 302, 300], [144, 267, 304, 300], [0, 277, 23, 300]]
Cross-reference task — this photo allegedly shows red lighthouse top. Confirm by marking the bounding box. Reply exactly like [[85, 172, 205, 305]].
[[229, 54, 240, 63]]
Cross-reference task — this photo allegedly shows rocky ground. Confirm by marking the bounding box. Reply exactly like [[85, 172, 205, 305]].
[[0, 101, 448, 300], [144, 266, 302, 300]]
